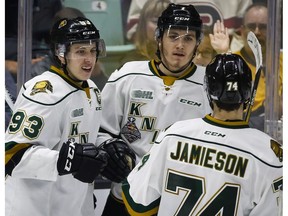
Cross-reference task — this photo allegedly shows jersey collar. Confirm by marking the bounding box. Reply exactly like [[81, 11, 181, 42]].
[[149, 59, 197, 86], [203, 114, 250, 129], [49, 65, 89, 90]]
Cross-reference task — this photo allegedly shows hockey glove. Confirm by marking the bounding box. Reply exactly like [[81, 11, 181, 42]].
[[57, 139, 108, 183], [99, 138, 136, 183]]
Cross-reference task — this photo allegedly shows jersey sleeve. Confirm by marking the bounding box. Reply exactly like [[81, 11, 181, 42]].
[[122, 131, 169, 215], [249, 169, 282, 215], [5, 85, 63, 181], [250, 138, 283, 215]]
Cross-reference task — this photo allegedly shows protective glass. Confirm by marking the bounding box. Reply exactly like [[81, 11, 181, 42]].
[[165, 25, 196, 45]]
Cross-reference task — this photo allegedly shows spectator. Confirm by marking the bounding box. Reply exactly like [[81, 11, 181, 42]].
[[97, 4, 211, 216], [193, 26, 217, 67], [132, 0, 170, 60], [118, 0, 170, 66], [122, 53, 283, 215]]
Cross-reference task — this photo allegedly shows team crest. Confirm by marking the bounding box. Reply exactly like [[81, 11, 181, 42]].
[[58, 19, 67, 29], [270, 140, 283, 162], [31, 80, 53, 96], [121, 117, 141, 143]]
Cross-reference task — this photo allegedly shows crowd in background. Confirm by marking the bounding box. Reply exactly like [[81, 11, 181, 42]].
[[5, 0, 280, 133]]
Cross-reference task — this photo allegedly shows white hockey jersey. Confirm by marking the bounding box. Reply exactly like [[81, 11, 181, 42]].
[[122, 115, 283, 215], [96, 60, 211, 199], [5, 66, 102, 216]]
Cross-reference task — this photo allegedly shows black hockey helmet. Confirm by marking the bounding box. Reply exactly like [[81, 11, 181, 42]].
[[204, 53, 252, 105], [50, 17, 106, 59], [156, 3, 202, 41]]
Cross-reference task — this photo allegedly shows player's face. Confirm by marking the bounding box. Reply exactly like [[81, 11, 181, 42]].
[[193, 35, 215, 67], [160, 28, 197, 71], [65, 42, 97, 81]]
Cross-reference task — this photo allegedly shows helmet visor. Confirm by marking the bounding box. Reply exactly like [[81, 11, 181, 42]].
[[165, 25, 197, 45], [56, 39, 106, 59]]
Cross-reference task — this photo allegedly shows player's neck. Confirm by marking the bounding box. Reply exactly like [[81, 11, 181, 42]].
[[158, 63, 188, 77], [212, 106, 244, 121]]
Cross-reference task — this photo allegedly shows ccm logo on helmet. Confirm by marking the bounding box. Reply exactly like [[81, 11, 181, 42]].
[[174, 17, 190, 21], [64, 142, 76, 172], [83, 31, 96, 35]]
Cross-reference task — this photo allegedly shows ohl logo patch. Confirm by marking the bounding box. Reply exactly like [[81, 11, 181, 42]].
[[131, 90, 154, 100]]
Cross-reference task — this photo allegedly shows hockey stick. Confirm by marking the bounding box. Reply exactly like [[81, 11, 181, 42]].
[[244, 31, 263, 122], [5, 86, 15, 111]]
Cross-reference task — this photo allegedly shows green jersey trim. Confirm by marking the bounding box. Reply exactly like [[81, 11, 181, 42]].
[[122, 178, 160, 215]]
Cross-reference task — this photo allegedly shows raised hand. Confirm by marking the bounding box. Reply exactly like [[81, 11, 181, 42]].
[[209, 20, 230, 54]]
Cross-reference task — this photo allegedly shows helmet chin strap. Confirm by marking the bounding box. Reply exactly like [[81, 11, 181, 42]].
[[161, 56, 192, 74], [65, 68, 84, 83], [61, 59, 84, 83]]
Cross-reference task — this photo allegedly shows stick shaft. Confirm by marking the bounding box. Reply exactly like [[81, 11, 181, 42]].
[[245, 66, 262, 122], [244, 31, 263, 122]]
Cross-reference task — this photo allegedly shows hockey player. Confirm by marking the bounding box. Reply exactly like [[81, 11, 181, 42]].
[[122, 53, 283, 215], [98, 3, 211, 215], [5, 17, 135, 216]]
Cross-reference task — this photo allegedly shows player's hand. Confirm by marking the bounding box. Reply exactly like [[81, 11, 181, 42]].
[[209, 20, 230, 54], [57, 139, 108, 183], [99, 138, 136, 183]]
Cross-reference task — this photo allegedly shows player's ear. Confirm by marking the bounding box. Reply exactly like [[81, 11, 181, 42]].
[[154, 28, 160, 40], [58, 55, 66, 65]]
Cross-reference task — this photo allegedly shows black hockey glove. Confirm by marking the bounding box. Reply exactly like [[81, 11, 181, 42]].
[[57, 139, 108, 183], [99, 138, 136, 183]]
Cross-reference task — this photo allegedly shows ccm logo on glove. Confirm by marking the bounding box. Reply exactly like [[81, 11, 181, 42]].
[[64, 142, 76, 172], [57, 139, 109, 183]]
